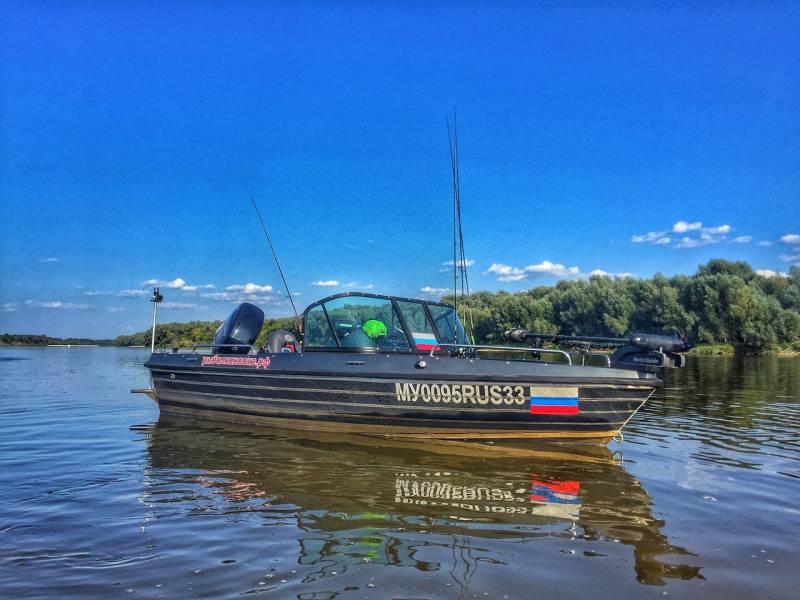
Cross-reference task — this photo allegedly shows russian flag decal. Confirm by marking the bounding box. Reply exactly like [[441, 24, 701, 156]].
[[530, 386, 579, 415], [413, 332, 438, 351]]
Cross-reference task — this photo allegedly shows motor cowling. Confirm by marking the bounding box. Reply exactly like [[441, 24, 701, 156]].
[[610, 345, 687, 371], [212, 302, 265, 354]]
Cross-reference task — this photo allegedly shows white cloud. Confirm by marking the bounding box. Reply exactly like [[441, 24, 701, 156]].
[[107, 307, 126, 312], [779, 254, 800, 264], [676, 237, 702, 248], [704, 224, 731, 235], [633, 222, 732, 248], [780, 234, 800, 245], [757, 240, 773, 247], [631, 231, 670, 244], [201, 291, 277, 303], [755, 269, 788, 279], [671, 221, 703, 233], [84, 290, 113, 296], [732, 236, 752, 244], [589, 270, 636, 279], [144, 277, 186, 289], [225, 283, 273, 294], [341, 282, 375, 290], [40, 257, 60, 263], [118, 289, 149, 297], [3, 302, 18, 312], [676, 229, 730, 248], [25, 300, 89, 310], [420, 286, 450, 297], [312, 280, 339, 287], [161, 302, 204, 310], [142, 278, 214, 292], [440, 259, 476, 271], [486, 261, 582, 282]]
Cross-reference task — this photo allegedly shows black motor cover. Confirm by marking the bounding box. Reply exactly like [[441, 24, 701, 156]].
[[610, 345, 686, 371], [212, 303, 265, 354]]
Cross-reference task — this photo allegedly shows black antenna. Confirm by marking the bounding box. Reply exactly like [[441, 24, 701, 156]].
[[447, 117, 458, 320], [251, 199, 301, 332], [446, 109, 475, 340]]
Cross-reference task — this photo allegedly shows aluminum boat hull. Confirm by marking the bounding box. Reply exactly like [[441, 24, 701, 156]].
[[144, 350, 659, 443]]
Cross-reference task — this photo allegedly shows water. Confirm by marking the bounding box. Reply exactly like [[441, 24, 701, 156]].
[[1, 348, 798, 599]]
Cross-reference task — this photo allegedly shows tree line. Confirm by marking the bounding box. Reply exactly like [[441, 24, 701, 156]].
[[0, 333, 115, 346], [446, 260, 800, 350], [125, 259, 798, 352]]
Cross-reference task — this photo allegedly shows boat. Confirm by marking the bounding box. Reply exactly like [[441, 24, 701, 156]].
[[137, 289, 690, 444], [137, 124, 689, 444]]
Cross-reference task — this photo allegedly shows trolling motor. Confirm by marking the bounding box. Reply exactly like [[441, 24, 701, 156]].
[[504, 330, 692, 371]]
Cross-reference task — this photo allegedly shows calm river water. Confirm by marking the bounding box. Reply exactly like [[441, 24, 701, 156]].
[[1, 348, 798, 598]]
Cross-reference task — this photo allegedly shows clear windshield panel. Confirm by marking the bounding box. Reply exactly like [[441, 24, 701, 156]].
[[427, 304, 470, 346], [323, 296, 410, 352], [304, 305, 337, 348], [395, 300, 439, 351]]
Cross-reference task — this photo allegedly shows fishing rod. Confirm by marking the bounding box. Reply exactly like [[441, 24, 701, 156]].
[[505, 329, 692, 353], [447, 116, 458, 321], [251, 199, 302, 333], [446, 109, 476, 340]]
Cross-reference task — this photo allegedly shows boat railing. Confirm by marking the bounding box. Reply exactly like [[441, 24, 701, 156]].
[[191, 344, 255, 354], [429, 343, 572, 365]]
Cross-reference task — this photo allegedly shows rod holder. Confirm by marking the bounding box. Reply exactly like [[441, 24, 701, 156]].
[[150, 287, 163, 353]]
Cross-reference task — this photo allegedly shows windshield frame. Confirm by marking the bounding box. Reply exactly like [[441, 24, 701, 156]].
[[301, 292, 463, 353]]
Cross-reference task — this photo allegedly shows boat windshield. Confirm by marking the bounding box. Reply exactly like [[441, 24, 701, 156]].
[[308, 296, 410, 352], [302, 293, 470, 352], [427, 304, 470, 345]]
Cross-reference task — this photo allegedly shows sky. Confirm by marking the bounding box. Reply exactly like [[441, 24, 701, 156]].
[[1, 2, 799, 338]]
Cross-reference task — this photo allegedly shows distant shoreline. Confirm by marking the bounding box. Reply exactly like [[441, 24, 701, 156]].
[[1, 334, 116, 347]]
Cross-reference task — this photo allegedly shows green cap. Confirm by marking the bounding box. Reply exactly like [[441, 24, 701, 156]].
[[363, 319, 387, 339]]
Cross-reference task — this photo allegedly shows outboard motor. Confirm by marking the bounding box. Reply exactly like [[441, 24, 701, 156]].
[[212, 302, 265, 354], [610, 334, 691, 371]]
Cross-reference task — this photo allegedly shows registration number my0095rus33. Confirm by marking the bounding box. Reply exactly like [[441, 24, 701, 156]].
[[393, 383, 579, 411]]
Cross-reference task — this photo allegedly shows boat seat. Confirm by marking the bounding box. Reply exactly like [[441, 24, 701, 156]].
[[267, 330, 300, 353], [341, 328, 377, 348]]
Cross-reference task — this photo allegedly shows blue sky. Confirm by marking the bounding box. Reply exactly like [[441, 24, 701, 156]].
[[1, 2, 799, 338]]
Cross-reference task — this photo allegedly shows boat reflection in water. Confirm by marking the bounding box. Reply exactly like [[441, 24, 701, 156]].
[[144, 418, 702, 589]]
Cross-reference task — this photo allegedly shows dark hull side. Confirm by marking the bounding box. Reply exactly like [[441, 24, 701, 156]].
[[144, 351, 659, 442]]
